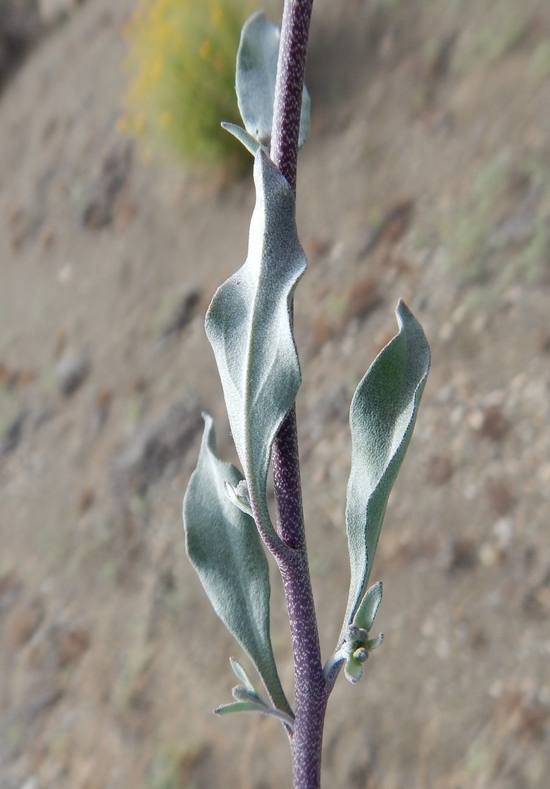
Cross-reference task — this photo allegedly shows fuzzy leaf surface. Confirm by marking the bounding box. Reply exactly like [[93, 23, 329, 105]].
[[341, 301, 430, 641], [229, 657, 255, 691], [183, 415, 291, 715], [221, 122, 263, 157], [215, 699, 295, 728], [205, 150, 306, 544], [236, 12, 310, 148], [215, 700, 266, 716], [353, 581, 383, 632]]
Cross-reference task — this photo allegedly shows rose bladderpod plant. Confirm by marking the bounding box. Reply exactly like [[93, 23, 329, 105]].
[[182, 6, 431, 789]]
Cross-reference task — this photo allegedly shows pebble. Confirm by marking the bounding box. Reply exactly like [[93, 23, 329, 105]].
[[56, 352, 90, 397]]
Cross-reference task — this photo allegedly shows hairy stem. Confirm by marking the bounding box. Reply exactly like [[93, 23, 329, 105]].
[[272, 415, 327, 788], [270, 2, 328, 788], [271, 0, 313, 193]]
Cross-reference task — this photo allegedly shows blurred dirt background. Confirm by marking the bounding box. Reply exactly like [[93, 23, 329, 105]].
[[1, 0, 550, 786]]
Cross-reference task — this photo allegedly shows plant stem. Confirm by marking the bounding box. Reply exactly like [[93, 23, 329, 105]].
[[271, 0, 313, 194], [270, 2, 327, 788], [272, 411, 326, 788]]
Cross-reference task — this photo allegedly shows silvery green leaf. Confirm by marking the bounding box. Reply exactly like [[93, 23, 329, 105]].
[[224, 479, 252, 516], [183, 415, 292, 717], [205, 150, 306, 547], [215, 700, 267, 716], [236, 12, 310, 149], [344, 656, 364, 684], [353, 581, 383, 632], [229, 657, 255, 691], [215, 699, 295, 729], [232, 684, 265, 704], [221, 122, 263, 156], [367, 633, 384, 651], [340, 301, 430, 642]]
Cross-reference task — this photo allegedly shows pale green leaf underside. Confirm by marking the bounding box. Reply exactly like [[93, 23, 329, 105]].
[[215, 699, 295, 728], [183, 416, 291, 716], [215, 700, 265, 716], [230, 657, 255, 691], [341, 301, 430, 642], [353, 580, 383, 632], [236, 11, 310, 149], [221, 122, 263, 157], [205, 150, 307, 545]]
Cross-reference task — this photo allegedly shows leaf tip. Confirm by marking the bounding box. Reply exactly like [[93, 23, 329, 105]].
[[395, 298, 414, 326]]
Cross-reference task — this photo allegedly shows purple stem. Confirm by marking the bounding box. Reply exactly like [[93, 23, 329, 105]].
[[269, 2, 329, 787], [271, 0, 313, 192]]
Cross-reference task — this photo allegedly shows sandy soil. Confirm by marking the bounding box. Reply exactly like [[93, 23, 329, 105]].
[[1, 0, 550, 787]]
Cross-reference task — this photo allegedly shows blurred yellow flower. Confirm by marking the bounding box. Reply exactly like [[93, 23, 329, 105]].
[[199, 39, 212, 60], [120, 0, 252, 170]]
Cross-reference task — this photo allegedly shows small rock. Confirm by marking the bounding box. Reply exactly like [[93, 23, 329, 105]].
[[486, 479, 515, 516], [29, 621, 91, 670], [95, 387, 113, 428], [39, 227, 55, 253], [427, 453, 453, 485], [7, 597, 45, 648], [160, 287, 202, 338], [426, 30, 458, 81], [112, 398, 202, 501], [340, 275, 381, 327], [0, 410, 26, 457], [83, 140, 133, 230], [358, 198, 415, 256], [481, 406, 507, 441], [493, 516, 513, 548], [479, 541, 504, 568], [0, 364, 35, 388], [38, 0, 82, 27], [0, 570, 21, 611], [523, 567, 550, 618], [467, 409, 484, 431], [53, 327, 67, 358], [439, 321, 454, 342], [56, 352, 90, 396], [308, 276, 381, 353], [0, 2, 44, 91], [20, 778, 38, 789], [468, 624, 488, 650], [304, 235, 331, 262], [57, 624, 90, 666], [447, 538, 478, 572], [78, 487, 94, 513]]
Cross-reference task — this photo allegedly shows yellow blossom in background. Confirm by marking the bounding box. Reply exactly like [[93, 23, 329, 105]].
[[120, 0, 253, 171]]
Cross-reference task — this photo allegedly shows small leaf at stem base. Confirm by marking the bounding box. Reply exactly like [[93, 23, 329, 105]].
[[235, 12, 310, 150]]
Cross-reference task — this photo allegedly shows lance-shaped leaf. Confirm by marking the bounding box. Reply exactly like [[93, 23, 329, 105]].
[[218, 679, 294, 728], [235, 12, 310, 149], [353, 581, 383, 632], [215, 699, 295, 729], [340, 301, 430, 642], [205, 150, 307, 546], [183, 415, 292, 717], [213, 657, 293, 728], [221, 122, 264, 157], [229, 656, 258, 691]]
